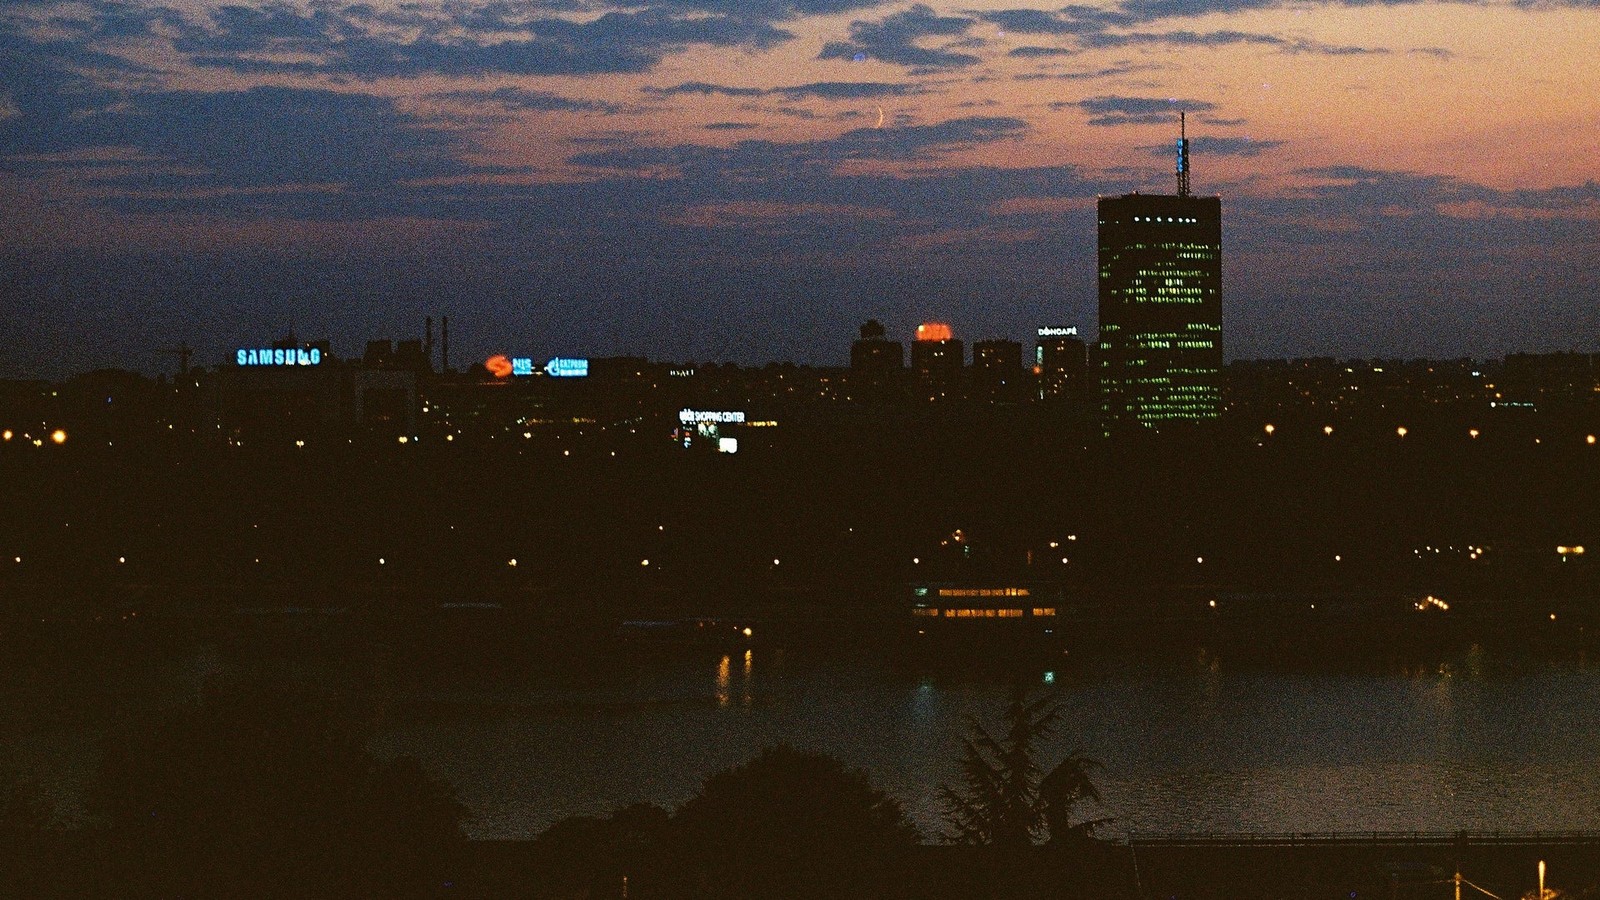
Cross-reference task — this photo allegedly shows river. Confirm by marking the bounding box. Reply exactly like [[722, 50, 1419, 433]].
[[4, 636, 1597, 840]]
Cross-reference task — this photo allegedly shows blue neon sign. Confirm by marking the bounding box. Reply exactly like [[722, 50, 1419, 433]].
[[545, 358, 589, 378], [237, 347, 321, 367]]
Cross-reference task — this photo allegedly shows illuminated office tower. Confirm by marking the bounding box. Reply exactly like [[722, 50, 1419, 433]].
[[1096, 115, 1221, 430]]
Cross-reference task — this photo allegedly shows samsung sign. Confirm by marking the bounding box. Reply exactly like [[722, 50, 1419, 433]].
[[237, 347, 322, 367]]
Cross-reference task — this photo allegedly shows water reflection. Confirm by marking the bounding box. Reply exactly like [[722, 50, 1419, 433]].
[[6, 637, 1599, 840], [715, 654, 730, 707], [714, 650, 756, 708]]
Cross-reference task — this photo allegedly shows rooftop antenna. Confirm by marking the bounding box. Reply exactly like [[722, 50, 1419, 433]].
[[1176, 111, 1191, 197]]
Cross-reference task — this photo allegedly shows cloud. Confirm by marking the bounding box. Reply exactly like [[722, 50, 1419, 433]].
[[645, 80, 920, 100], [1007, 46, 1081, 58], [2, 85, 487, 197], [635, 0, 895, 17], [973, 8, 1102, 34], [570, 115, 1028, 174], [1071, 95, 1216, 126], [817, 4, 981, 69], [430, 87, 623, 113], [178, 6, 794, 78], [644, 81, 768, 98], [1015, 62, 1160, 80], [774, 81, 925, 99], [704, 121, 759, 130], [1081, 28, 1387, 54]]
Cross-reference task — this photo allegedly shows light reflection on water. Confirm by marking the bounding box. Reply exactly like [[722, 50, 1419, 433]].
[[4, 641, 1598, 840], [355, 645, 1600, 840]]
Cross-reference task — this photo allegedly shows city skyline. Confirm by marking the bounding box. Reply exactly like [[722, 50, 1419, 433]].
[[3, 0, 1599, 380]]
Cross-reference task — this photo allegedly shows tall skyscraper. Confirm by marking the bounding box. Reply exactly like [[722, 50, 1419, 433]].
[[1096, 115, 1222, 431]]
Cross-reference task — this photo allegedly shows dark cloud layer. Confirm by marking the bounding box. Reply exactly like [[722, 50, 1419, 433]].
[[818, 4, 981, 69], [1070, 95, 1216, 126], [3, 84, 479, 191], [645, 80, 923, 100], [430, 87, 623, 113]]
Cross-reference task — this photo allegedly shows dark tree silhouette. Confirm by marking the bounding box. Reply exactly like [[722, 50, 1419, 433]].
[[89, 682, 466, 899], [939, 687, 1107, 847], [0, 775, 52, 831], [529, 803, 670, 899], [661, 744, 919, 900]]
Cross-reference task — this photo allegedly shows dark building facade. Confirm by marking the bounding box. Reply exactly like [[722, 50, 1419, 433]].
[[911, 323, 964, 402], [1096, 192, 1222, 430], [972, 339, 1023, 402], [850, 320, 905, 373]]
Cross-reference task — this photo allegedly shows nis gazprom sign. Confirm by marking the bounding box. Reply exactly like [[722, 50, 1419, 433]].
[[237, 347, 322, 367], [489, 355, 589, 377]]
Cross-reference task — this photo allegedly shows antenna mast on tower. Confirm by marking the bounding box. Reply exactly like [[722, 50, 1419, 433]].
[[1176, 111, 1191, 197]]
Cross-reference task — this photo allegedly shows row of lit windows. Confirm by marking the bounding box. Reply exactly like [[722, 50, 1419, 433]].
[[937, 587, 1031, 598]]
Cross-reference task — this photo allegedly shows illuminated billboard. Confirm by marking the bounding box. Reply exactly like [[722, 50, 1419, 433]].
[[486, 355, 588, 377], [1037, 326, 1078, 337], [679, 409, 746, 424], [545, 357, 589, 377], [237, 347, 322, 367]]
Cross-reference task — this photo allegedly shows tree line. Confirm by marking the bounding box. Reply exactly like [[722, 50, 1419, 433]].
[[0, 681, 1108, 898]]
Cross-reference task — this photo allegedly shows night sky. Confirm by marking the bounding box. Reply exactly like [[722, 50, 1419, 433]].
[[2, 0, 1597, 379]]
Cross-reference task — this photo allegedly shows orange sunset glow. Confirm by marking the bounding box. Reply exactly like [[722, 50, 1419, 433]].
[[1, 0, 1597, 374]]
